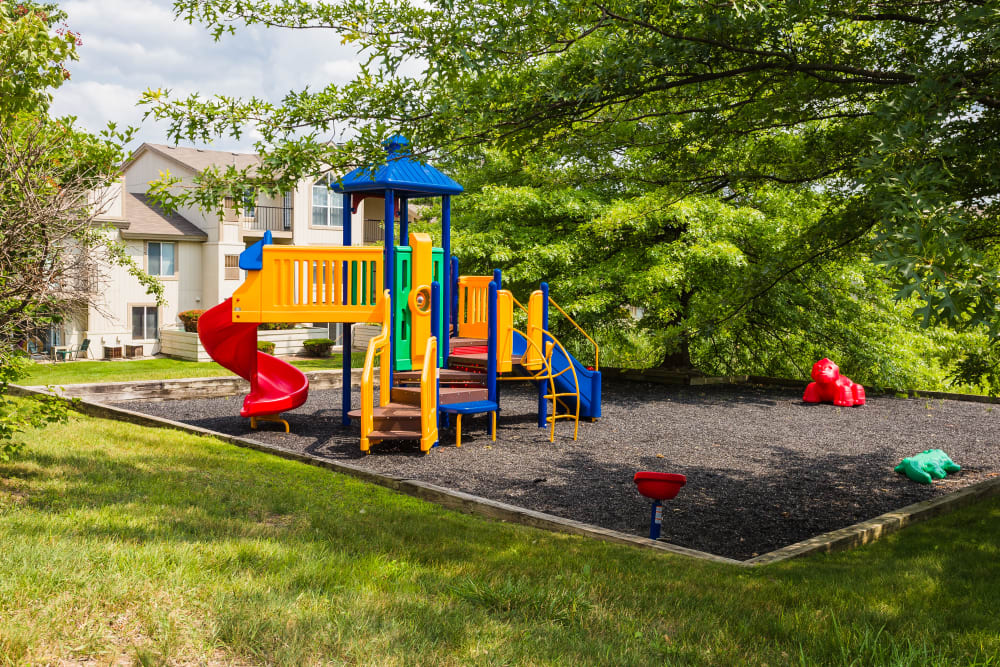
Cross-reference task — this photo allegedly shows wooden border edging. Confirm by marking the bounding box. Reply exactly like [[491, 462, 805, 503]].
[[10, 383, 1000, 568], [743, 475, 1000, 565]]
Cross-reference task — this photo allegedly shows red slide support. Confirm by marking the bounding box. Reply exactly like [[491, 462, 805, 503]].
[[198, 298, 309, 418]]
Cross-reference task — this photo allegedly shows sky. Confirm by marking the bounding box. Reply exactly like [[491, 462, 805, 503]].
[[50, 0, 366, 153]]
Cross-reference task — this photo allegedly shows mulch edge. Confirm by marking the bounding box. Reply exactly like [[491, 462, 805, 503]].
[[11, 382, 998, 568], [8, 384, 742, 567]]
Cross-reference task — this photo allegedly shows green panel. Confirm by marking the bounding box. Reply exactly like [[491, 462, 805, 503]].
[[432, 248, 444, 365], [350, 261, 358, 306], [393, 246, 412, 371]]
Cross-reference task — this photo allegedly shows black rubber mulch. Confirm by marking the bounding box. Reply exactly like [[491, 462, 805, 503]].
[[115, 380, 1000, 561]]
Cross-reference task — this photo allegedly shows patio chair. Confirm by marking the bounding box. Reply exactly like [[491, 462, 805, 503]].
[[59, 338, 91, 361], [73, 338, 91, 360]]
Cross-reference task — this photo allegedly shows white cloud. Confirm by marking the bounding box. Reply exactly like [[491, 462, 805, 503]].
[[50, 0, 365, 153]]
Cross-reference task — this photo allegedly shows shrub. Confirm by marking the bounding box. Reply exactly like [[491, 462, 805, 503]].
[[257, 341, 276, 355], [302, 338, 334, 357], [258, 322, 296, 330], [178, 309, 206, 333]]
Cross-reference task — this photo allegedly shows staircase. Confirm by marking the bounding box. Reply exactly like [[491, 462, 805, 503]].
[[348, 338, 490, 443]]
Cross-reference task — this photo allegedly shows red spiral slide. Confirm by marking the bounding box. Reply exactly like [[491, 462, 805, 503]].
[[197, 298, 309, 418]]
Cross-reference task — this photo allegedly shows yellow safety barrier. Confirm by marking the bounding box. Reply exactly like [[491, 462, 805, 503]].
[[233, 245, 384, 324], [456, 275, 493, 339], [419, 335, 438, 453], [360, 290, 392, 454]]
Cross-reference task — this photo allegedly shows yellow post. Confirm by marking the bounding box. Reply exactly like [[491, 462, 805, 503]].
[[419, 335, 438, 453], [409, 232, 433, 370]]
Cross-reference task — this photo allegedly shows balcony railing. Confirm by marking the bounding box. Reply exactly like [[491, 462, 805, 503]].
[[224, 197, 292, 232], [364, 218, 384, 244]]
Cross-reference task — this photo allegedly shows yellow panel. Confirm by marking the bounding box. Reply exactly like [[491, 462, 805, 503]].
[[457, 275, 492, 339], [409, 232, 434, 369], [233, 245, 387, 324], [523, 290, 545, 370], [497, 290, 514, 373]]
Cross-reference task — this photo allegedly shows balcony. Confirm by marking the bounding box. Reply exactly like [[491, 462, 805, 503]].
[[224, 197, 293, 235], [364, 218, 385, 244]]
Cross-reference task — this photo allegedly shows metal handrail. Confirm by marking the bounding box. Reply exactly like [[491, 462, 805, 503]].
[[548, 297, 599, 371]]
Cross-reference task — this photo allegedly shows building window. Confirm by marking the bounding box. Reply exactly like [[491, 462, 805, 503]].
[[312, 174, 343, 227], [224, 254, 240, 280], [132, 306, 158, 340], [147, 242, 176, 276]]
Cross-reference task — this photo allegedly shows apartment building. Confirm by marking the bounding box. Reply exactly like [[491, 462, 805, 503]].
[[61, 143, 385, 359]]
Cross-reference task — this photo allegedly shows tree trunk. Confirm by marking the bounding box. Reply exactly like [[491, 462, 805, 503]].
[[657, 339, 696, 371]]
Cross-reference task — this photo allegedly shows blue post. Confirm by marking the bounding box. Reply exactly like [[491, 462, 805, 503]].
[[487, 281, 498, 405], [493, 268, 502, 291], [538, 281, 550, 428], [385, 189, 395, 387], [450, 256, 459, 336], [400, 198, 409, 244], [431, 281, 441, 442], [341, 192, 352, 426], [649, 501, 663, 540], [442, 195, 451, 365]]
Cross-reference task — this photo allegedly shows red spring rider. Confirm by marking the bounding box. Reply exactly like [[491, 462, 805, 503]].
[[633, 472, 686, 539], [803, 358, 865, 407]]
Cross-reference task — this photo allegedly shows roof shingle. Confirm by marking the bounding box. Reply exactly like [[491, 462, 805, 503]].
[[120, 193, 208, 241]]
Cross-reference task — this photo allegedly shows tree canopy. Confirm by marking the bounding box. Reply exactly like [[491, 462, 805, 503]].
[[150, 0, 1000, 336]]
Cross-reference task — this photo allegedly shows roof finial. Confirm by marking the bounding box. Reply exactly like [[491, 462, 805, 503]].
[[384, 135, 410, 157]]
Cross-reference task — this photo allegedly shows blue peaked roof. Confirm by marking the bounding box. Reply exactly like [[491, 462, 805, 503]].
[[332, 136, 463, 196]]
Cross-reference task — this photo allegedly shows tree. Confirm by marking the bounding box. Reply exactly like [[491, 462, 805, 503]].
[[146, 0, 1000, 374], [0, 0, 159, 459], [426, 151, 959, 385]]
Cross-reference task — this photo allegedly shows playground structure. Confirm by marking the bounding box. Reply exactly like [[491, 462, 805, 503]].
[[198, 136, 602, 452]]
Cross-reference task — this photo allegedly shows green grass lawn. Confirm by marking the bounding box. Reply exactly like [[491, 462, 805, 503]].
[[18, 354, 368, 386], [1, 402, 999, 665]]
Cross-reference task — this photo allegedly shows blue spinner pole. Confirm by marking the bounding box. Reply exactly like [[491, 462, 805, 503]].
[[385, 189, 395, 387], [341, 192, 353, 426], [442, 195, 452, 364]]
